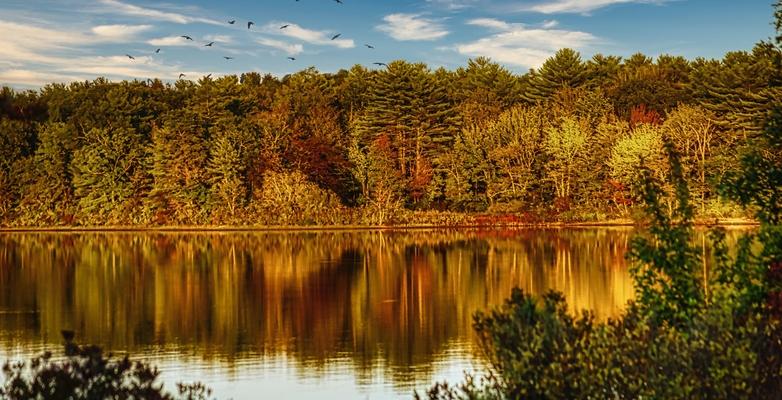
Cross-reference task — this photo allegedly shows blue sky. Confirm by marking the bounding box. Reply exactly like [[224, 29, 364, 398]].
[[0, 0, 775, 87]]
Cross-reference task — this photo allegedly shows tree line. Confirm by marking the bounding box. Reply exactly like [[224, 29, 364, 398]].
[[0, 41, 780, 226]]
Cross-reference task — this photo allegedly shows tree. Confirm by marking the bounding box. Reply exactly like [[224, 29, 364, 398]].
[[545, 117, 589, 204], [664, 104, 719, 214], [148, 111, 210, 225], [207, 129, 249, 223], [70, 127, 149, 225], [356, 61, 458, 206], [451, 57, 522, 126], [524, 49, 588, 103], [16, 122, 75, 225]]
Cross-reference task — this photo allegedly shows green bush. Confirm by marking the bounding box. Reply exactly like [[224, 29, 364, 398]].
[[0, 332, 211, 400]]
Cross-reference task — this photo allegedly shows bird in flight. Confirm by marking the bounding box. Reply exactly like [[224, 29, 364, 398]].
[[228, 20, 236, 24], [365, 44, 374, 49], [373, 62, 387, 67], [179, 73, 186, 78], [205, 42, 215, 47], [181, 35, 193, 40], [247, 21, 254, 29], [280, 24, 290, 29], [224, 56, 234, 60], [334, 0, 342, 3], [331, 33, 341, 40], [155, 48, 161, 53], [125, 54, 135, 60], [287, 56, 296, 60]]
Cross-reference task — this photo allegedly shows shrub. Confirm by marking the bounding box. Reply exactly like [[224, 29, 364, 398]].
[[0, 331, 211, 400]]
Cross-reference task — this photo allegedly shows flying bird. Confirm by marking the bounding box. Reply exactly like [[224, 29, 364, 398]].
[[181, 35, 193, 40], [247, 21, 254, 29], [205, 42, 215, 47], [334, 0, 342, 3], [155, 48, 161, 53], [280, 24, 290, 29], [125, 54, 135, 60], [228, 20, 236, 24], [179, 73, 186, 79], [331, 33, 341, 40], [364, 44, 374, 49], [224, 56, 234, 60], [287, 56, 296, 60], [373, 62, 387, 67]]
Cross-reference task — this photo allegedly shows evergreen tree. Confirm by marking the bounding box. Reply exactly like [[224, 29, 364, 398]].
[[16, 122, 75, 225], [523, 49, 588, 103], [149, 110, 210, 224], [70, 127, 149, 224], [357, 61, 458, 205]]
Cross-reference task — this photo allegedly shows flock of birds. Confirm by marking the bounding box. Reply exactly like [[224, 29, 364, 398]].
[[122, 0, 388, 80]]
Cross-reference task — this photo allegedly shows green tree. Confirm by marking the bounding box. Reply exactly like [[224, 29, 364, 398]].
[[70, 127, 149, 225], [545, 117, 589, 203], [357, 61, 458, 206], [16, 122, 75, 225], [524, 49, 588, 103]]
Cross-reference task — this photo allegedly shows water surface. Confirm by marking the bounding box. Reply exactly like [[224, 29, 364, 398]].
[[0, 228, 651, 398]]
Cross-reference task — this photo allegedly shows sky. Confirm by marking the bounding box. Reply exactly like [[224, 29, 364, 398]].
[[0, 0, 775, 88]]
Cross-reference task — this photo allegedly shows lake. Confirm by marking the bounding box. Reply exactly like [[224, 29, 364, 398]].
[[0, 228, 733, 399]]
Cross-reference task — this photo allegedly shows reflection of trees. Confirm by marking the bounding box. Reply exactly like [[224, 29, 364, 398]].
[[0, 228, 663, 383]]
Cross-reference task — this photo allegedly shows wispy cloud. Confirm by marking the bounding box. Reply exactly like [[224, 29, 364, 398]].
[[91, 24, 152, 40], [0, 19, 194, 86], [456, 18, 597, 68], [425, 0, 480, 10], [262, 22, 354, 49], [96, 0, 223, 25], [519, 0, 666, 14], [377, 14, 449, 41], [147, 35, 196, 47], [256, 37, 303, 55]]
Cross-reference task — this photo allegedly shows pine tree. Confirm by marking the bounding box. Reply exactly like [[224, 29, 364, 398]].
[[149, 110, 210, 224], [357, 61, 458, 205], [70, 127, 149, 224], [524, 49, 588, 103], [16, 122, 75, 225]]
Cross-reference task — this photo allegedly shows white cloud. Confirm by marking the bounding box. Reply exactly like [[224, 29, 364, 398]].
[[457, 18, 597, 68], [467, 18, 512, 30], [425, 0, 479, 10], [0, 69, 88, 87], [521, 0, 665, 14], [204, 35, 233, 44], [96, 0, 222, 25], [91, 24, 152, 40], [0, 19, 199, 87], [377, 13, 449, 41], [256, 37, 303, 55], [262, 22, 354, 49], [147, 36, 196, 47]]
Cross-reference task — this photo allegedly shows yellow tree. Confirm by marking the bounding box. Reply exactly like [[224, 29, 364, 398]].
[[663, 104, 718, 214], [545, 117, 589, 203]]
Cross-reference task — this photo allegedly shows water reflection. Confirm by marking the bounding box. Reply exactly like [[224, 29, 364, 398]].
[[0, 228, 713, 398]]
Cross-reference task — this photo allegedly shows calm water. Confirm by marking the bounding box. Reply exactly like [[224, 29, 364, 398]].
[[0, 228, 732, 399]]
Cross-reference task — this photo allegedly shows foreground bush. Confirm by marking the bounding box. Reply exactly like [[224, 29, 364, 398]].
[[0, 332, 211, 400]]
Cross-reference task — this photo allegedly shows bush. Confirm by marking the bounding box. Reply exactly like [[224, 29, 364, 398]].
[[0, 331, 211, 400], [249, 170, 350, 225]]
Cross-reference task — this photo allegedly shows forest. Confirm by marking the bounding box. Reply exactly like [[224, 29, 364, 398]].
[[0, 39, 780, 226]]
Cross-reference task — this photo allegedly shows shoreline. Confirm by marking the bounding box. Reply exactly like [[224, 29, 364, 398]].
[[0, 218, 758, 233]]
